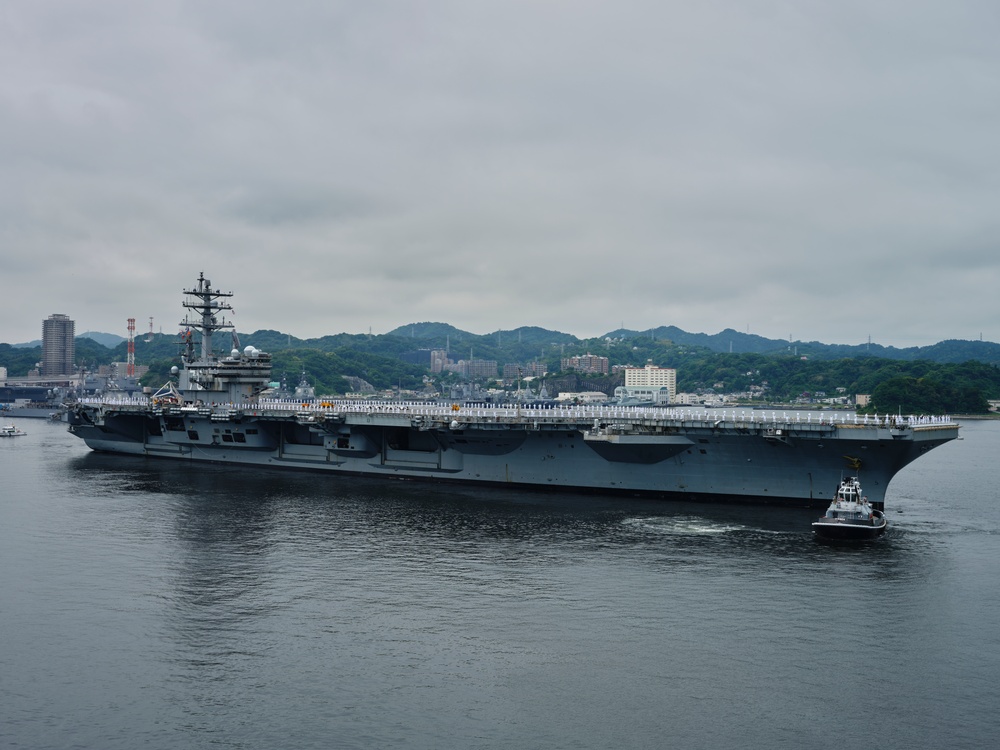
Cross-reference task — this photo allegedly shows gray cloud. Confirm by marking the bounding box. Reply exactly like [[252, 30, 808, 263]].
[[2, 1, 998, 348]]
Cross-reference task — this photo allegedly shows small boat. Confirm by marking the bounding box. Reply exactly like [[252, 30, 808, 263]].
[[0, 423, 28, 438], [812, 476, 887, 541]]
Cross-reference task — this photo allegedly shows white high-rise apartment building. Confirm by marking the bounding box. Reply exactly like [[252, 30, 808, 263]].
[[623, 363, 677, 403]]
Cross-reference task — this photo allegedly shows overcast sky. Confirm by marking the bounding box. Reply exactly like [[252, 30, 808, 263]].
[[3, 1, 998, 348]]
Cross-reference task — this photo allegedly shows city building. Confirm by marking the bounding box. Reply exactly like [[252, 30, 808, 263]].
[[621, 363, 677, 404], [110, 363, 150, 379], [448, 359, 498, 380], [560, 354, 609, 375], [624, 363, 677, 390], [430, 350, 449, 374], [42, 314, 75, 377], [524, 361, 547, 377], [501, 361, 547, 381]]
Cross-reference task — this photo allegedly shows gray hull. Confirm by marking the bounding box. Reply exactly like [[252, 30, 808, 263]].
[[67, 402, 958, 508]]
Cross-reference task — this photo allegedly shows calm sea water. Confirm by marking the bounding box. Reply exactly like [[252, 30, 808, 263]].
[[2, 419, 999, 749]]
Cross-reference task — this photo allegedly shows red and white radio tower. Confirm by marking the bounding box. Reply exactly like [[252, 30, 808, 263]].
[[126, 317, 136, 377]]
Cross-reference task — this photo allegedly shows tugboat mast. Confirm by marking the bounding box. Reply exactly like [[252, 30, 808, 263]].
[[181, 272, 234, 362]]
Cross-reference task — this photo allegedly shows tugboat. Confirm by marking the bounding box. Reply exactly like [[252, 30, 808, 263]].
[[812, 477, 887, 541]]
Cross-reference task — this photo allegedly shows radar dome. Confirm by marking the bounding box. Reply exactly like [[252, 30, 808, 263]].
[[231, 349, 240, 358], [170, 366, 179, 375]]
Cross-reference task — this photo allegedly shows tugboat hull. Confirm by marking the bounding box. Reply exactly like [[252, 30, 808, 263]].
[[813, 512, 888, 541]]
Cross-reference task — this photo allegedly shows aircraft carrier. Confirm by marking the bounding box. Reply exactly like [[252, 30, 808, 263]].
[[65, 274, 960, 509]]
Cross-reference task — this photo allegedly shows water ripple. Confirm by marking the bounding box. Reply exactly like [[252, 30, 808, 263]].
[[3, 422, 1000, 749]]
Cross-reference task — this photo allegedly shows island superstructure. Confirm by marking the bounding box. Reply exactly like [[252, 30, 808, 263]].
[[66, 274, 960, 509]]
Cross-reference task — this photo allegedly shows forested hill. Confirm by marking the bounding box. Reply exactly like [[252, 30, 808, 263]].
[[3, 325, 999, 369], [386, 323, 1000, 366], [605, 327, 1000, 364], [5, 325, 1000, 411]]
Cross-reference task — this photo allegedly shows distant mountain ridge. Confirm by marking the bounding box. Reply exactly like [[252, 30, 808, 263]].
[[78, 331, 127, 348], [386, 322, 577, 348], [5, 325, 999, 366], [383, 322, 1000, 365], [11, 331, 126, 349], [608, 326, 1000, 363]]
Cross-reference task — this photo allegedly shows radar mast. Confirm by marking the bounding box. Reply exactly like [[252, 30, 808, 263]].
[[180, 272, 234, 363]]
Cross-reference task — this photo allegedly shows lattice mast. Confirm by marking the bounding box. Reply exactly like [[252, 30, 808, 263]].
[[180, 272, 234, 363], [126, 317, 136, 377]]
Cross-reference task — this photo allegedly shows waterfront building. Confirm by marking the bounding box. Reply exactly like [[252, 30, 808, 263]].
[[625, 363, 676, 392], [623, 363, 677, 403], [42, 314, 75, 377]]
